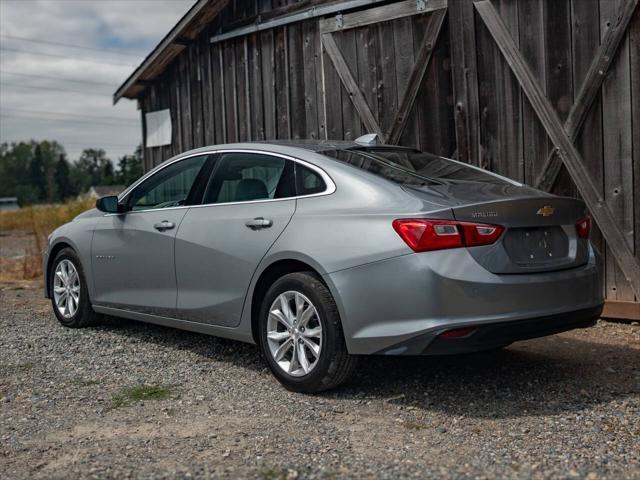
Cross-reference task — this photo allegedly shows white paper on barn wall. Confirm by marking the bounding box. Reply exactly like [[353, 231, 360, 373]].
[[146, 109, 172, 147]]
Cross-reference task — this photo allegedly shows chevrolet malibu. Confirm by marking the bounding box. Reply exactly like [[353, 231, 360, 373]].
[[44, 138, 603, 392]]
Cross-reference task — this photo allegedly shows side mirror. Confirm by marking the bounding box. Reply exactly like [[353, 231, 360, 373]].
[[96, 195, 123, 213]]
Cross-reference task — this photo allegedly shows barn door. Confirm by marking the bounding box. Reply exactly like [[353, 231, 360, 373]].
[[319, 0, 451, 153], [466, 0, 640, 302]]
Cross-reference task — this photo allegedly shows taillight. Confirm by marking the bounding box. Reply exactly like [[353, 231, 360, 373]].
[[392, 218, 504, 252], [439, 327, 476, 339], [576, 216, 591, 239]]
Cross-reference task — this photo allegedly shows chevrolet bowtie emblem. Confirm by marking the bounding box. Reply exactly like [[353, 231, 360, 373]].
[[536, 206, 555, 217]]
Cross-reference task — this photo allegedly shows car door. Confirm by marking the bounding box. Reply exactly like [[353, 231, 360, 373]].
[[91, 154, 212, 316], [174, 151, 297, 327]]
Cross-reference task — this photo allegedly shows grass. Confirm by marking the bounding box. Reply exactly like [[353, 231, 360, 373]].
[[0, 199, 94, 280], [71, 378, 101, 387], [403, 421, 428, 431], [258, 467, 336, 480], [0, 362, 34, 374], [110, 384, 175, 409]]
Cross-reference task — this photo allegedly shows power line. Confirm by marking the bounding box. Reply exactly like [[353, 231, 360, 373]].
[[1, 82, 111, 96], [0, 70, 118, 86], [0, 139, 138, 150], [0, 34, 146, 57], [0, 107, 138, 123], [0, 113, 138, 127], [0, 46, 137, 67]]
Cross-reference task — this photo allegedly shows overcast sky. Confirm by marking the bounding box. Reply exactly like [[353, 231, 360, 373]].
[[0, 0, 195, 161]]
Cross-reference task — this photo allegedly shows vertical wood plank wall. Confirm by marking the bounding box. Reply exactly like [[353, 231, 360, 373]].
[[138, 0, 639, 305]]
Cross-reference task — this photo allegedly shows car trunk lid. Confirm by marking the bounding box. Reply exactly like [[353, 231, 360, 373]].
[[404, 184, 590, 274]]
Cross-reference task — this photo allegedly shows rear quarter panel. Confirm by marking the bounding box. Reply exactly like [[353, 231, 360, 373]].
[[269, 161, 453, 273]]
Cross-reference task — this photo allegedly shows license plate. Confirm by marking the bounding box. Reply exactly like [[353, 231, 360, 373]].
[[505, 226, 569, 265]]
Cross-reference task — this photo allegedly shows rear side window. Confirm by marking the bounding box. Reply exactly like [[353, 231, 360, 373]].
[[296, 164, 326, 196], [322, 148, 509, 185], [203, 153, 295, 204]]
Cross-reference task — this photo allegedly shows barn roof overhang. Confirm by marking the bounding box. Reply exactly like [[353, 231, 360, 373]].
[[113, 0, 229, 104], [113, 0, 399, 104]]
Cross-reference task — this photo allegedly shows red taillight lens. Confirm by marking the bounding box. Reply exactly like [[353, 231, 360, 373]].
[[392, 219, 504, 252], [392, 219, 463, 252], [576, 216, 591, 239], [440, 327, 476, 338], [460, 223, 504, 247]]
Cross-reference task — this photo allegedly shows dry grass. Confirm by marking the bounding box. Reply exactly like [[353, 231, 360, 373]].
[[0, 199, 94, 280]]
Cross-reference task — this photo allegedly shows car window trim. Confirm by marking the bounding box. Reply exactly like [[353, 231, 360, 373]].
[[108, 149, 336, 216]]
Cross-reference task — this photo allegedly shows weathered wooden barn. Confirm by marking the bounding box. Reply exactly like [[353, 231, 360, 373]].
[[114, 0, 640, 319]]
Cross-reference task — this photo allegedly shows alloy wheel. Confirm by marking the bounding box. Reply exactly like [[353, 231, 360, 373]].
[[266, 291, 323, 377], [53, 259, 80, 318]]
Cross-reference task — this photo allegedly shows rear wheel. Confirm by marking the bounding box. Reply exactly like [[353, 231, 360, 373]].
[[50, 248, 100, 328], [258, 272, 357, 393]]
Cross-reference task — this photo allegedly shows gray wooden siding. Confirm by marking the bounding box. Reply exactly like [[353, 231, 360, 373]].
[[138, 0, 640, 307]]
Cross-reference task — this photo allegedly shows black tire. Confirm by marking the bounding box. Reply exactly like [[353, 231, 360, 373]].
[[258, 271, 358, 393], [50, 248, 100, 328]]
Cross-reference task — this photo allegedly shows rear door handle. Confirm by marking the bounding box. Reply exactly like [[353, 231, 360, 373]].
[[153, 220, 175, 232], [245, 217, 273, 230]]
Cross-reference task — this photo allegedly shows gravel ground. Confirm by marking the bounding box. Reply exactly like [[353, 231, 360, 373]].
[[1, 282, 639, 480]]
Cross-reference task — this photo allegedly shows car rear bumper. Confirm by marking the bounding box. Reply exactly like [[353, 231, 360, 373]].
[[378, 305, 601, 355], [324, 245, 603, 355]]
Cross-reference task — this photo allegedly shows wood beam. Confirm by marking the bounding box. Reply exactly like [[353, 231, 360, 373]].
[[602, 300, 640, 321], [474, 0, 640, 298], [535, 0, 639, 191], [448, 0, 481, 165], [387, 8, 446, 145], [319, 0, 446, 34], [322, 33, 384, 138]]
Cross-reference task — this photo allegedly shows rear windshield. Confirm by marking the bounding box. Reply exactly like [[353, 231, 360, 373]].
[[322, 148, 510, 185]]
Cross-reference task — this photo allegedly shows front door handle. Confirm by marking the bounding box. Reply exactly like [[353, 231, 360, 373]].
[[153, 220, 175, 232], [245, 217, 273, 230]]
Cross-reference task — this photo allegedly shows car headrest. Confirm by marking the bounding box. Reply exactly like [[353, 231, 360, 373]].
[[235, 178, 268, 201]]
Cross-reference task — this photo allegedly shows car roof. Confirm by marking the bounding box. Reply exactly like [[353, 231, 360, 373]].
[[254, 140, 417, 154], [182, 139, 417, 154]]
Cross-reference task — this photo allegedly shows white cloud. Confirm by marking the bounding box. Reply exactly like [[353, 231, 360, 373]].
[[0, 0, 195, 161]]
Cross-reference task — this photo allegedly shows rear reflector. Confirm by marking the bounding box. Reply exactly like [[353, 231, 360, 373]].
[[576, 216, 591, 239], [439, 327, 476, 339], [392, 218, 504, 252]]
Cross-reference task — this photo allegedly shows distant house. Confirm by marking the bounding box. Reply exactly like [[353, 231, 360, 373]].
[[0, 197, 19, 211], [81, 185, 126, 200]]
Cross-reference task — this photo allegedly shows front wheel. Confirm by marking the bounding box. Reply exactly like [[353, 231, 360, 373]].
[[50, 248, 100, 328], [258, 272, 357, 393]]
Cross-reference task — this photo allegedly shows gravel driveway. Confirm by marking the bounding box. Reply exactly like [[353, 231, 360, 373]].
[[1, 282, 639, 479]]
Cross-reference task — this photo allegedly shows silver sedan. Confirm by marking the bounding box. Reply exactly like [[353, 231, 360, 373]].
[[44, 138, 603, 392]]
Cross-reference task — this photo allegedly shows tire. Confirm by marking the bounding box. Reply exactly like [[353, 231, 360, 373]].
[[50, 248, 100, 328], [258, 271, 357, 393]]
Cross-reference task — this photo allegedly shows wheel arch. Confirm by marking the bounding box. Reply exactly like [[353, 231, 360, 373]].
[[249, 257, 334, 345], [45, 241, 76, 298]]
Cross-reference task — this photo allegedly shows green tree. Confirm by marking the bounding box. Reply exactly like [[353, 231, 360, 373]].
[[28, 144, 46, 200], [0, 142, 34, 204], [0, 142, 138, 204], [39, 140, 66, 202], [71, 148, 115, 193], [117, 145, 143, 186], [54, 154, 75, 199]]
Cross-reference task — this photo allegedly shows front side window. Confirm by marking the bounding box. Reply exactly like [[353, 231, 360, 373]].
[[203, 153, 295, 204], [127, 155, 208, 211]]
